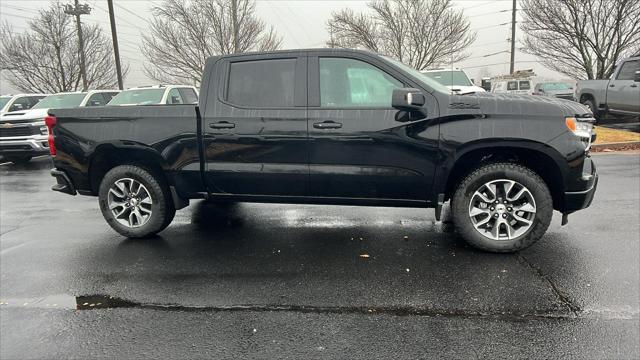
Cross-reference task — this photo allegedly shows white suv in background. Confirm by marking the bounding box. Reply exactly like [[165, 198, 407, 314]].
[[420, 68, 486, 95], [0, 90, 120, 164], [107, 85, 199, 106], [0, 94, 49, 115]]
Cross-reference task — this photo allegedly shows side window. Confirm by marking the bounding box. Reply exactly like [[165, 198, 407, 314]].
[[319, 57, 402, 108], [616, 60, 639, 80], [519, 81, 531, 90], [178, 88, 198, 104], [103, 92, 118, 104], [167, 88, 184, 104], [227, 58, 296, 108], [8, 97, 28, 112], [507, 81, 518, 91], [86, 93, 106, 106]]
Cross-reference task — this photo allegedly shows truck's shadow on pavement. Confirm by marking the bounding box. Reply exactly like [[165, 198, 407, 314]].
[[97, 200, 575, 316]]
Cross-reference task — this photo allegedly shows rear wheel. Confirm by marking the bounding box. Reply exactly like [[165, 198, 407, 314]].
[[4, 155, 32, 164], [98, 165, 175, 238], [451, 162, 553, 253]]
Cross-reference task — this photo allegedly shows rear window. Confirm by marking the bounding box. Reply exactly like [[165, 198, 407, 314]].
[[32, 94, 87, 109], [507, 81, 518, 90], [108, 89, 165, 105], [227, 58, 296, 108], [178, 88, 198, 104], [519, 81, 531, 90]]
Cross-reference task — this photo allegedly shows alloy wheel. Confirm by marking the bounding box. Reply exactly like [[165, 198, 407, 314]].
[[468, 179, 536, 240]]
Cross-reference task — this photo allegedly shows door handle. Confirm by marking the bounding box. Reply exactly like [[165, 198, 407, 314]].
[[313, 121, 342, 129], [209, 121, 235, 129], [631, 83, 638, 88], [609, 84, 615, 87]]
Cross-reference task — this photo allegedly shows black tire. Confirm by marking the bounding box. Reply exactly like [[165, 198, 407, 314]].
[[98, 165, 176, 238], [581, 98, 599, 120], [451, 162, 553, 253], [5, 155, 32, 164]]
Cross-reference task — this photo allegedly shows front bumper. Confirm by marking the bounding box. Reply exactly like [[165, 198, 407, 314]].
[[564, 157, 598, 213], [0, 136, 50, 156], [51, 168, 77, 195]]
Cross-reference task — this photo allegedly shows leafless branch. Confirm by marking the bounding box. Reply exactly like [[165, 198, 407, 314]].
[[0, 2, 127, 93], [326, 0, 476, 70], [142, 0, 283, 85], [520, 0, 640, 79]]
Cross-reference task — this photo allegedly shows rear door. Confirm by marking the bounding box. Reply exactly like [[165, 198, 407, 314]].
[[306, 54, 439, 201], [201, 54, 308, 196], [607, 59, 640, 114]]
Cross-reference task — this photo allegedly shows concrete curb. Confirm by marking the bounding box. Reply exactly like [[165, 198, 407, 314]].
[[591, 141, 640, 151]]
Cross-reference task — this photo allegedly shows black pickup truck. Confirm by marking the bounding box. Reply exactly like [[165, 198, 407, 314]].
[[47, 49, 598, 252]]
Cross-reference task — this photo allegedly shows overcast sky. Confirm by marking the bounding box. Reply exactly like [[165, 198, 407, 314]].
[[0, 0, 567, 94]]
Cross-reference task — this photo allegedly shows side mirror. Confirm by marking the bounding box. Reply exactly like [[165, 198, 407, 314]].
[[634, 71, 640, 82], [392, 88, 425, 111]]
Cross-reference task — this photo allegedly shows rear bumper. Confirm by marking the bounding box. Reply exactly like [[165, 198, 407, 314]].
[[0, 136, 50, 157], [51, 168, 77, 195], [563, 157, 598, 213]]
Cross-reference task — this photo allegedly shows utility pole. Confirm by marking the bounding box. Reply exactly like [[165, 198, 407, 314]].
[[64, 0, 91, 91], [509, 0, 517, 74], [107, 0, 123, 90], [231, 0, 239, 52]]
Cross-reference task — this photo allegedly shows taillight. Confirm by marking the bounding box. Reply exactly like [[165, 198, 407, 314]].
[[44, 115, 57, 155]]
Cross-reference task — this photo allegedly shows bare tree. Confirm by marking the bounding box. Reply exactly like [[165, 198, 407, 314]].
[[327, 0, 476, 70], [0, 2, 126, 93], [143, 0, 282, 85], [521, 0, 640, 80]]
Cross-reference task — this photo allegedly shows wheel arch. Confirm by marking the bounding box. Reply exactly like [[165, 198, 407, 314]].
[[441, 141, 566, 211], [88, 142, 169, 196]]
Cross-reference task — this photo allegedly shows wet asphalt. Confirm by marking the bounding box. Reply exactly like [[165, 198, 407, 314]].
[[0, 154, 638, 359]]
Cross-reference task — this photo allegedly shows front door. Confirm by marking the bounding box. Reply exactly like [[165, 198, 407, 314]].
[[201, 55, 308, 196], [608, 59, 640, 114], [306, 54, 440, 201]]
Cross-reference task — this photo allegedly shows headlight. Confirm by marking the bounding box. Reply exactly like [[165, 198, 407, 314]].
[[565, 117, 593, 139]]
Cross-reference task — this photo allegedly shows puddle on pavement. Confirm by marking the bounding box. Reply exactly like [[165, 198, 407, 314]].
[[0, 294, 136, 310]]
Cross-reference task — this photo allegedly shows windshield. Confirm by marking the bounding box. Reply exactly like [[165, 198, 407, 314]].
[[541, 83, 571, 91], [421, 70, 472, 87], [31, 93, 87, 109], [108, 89, 165, 105], [0, 97, 11, 109], [380, 56, 451, 94]]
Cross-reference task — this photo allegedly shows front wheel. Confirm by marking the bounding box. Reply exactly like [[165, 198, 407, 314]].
[[98, 165, 176, 238], [581, 98, 599, 120], [451, 162, 553, 253]]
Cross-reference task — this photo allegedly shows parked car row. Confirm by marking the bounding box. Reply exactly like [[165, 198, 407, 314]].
[[424, 56, 639, 121], [0, 85, 198, 164]]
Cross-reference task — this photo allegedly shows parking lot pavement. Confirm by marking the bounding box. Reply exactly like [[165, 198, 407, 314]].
[[1, 154, 638, 359]]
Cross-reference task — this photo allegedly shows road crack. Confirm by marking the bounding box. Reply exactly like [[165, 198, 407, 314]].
[[517, 254, 581, 316]]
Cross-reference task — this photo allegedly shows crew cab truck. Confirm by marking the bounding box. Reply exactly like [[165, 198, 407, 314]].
[[576, 56, 640, 120], [47, 49, 598, 253]]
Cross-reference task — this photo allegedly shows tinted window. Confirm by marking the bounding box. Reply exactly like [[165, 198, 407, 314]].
[[519, 81, 531, 90], [8, 96, 45, 112], [616, 60, 639, 80], [166, 88, 184, 104], [507, 81, 518, 90], [227, 58, 296, 108], [178, 88, 198, 104], [86, 93, 106, 106], [319, 57, 402, 108], [102, 92, 118, 103]]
